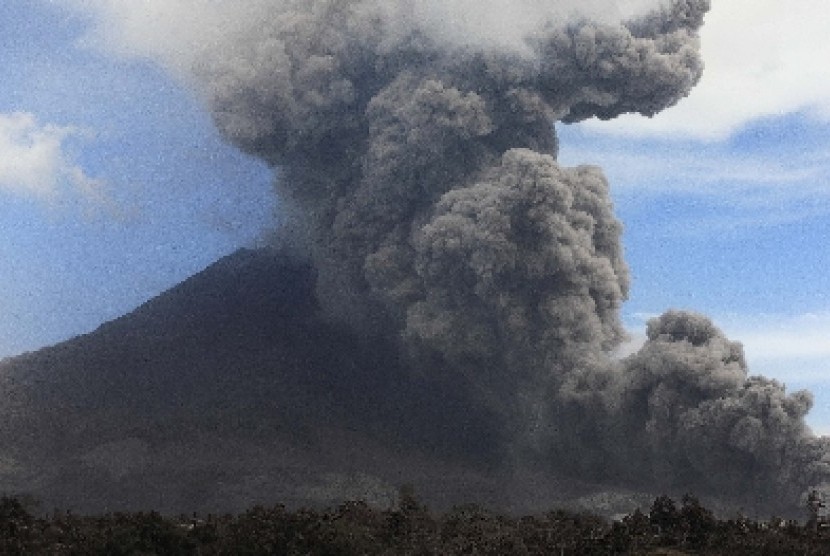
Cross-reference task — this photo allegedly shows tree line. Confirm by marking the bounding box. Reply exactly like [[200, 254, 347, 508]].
[[0, 488, 828, 554]]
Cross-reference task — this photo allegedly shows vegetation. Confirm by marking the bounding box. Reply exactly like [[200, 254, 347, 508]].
[[0, 489, 828, 554]]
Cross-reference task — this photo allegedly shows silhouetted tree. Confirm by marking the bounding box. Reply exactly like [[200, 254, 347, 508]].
[[680, 493, 716, 549], [649, 495, 681, 544], [807, 489, 825, 533]]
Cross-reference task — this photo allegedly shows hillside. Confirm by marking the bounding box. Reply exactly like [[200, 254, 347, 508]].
[[0, 248, 577, 515]]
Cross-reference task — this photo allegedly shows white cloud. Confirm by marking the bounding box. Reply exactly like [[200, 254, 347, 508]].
[[389, 0, 657, 53], [57, 0, 262, 75], [722, 312, 830, 360], [559, 134, 830, 234], [60, 0, 661, 72], [714, 312, 830, 384], [0, 111, 104, 202], [561, 143, 830, 197], [582, 0, 830, 139]]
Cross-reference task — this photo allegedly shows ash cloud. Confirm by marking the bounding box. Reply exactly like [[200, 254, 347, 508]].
[[76, 0, 830, 514], [609, 312, 830, 508]]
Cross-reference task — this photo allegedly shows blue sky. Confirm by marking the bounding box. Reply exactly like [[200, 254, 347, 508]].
[[0, 1, 275, 355], [3, 2, 830, 431]]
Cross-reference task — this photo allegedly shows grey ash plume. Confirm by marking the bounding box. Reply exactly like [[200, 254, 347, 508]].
[[110, 0, 828, 514]]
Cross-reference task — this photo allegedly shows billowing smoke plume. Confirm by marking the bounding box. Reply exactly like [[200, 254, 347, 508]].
[[122, 0, 827, 513], [608, 312, 830, 509]]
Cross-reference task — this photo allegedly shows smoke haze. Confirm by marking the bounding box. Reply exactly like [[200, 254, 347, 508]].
[[66, 0, 830, 514]]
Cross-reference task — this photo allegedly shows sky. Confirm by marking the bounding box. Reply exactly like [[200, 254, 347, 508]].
[[2, 1, 830, 431]]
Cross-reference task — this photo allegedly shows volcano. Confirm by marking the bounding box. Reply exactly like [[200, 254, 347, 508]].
[[3, 0, 824, 519], [0, 248, 608, 515]]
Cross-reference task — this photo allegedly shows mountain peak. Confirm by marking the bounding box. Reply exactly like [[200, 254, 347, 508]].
[[0, 248, 520, 515]]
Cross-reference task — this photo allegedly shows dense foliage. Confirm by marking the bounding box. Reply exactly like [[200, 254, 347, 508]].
[[1, 489, 829, 554]]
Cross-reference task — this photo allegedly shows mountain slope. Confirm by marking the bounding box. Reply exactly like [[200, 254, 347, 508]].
[[0, 248, 529, 514]]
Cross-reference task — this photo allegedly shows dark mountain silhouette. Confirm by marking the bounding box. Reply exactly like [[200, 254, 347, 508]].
[[0, 248, 609, 515]]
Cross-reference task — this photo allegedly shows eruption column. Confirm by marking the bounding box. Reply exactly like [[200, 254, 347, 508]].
[[179, 0, 830, 514]]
